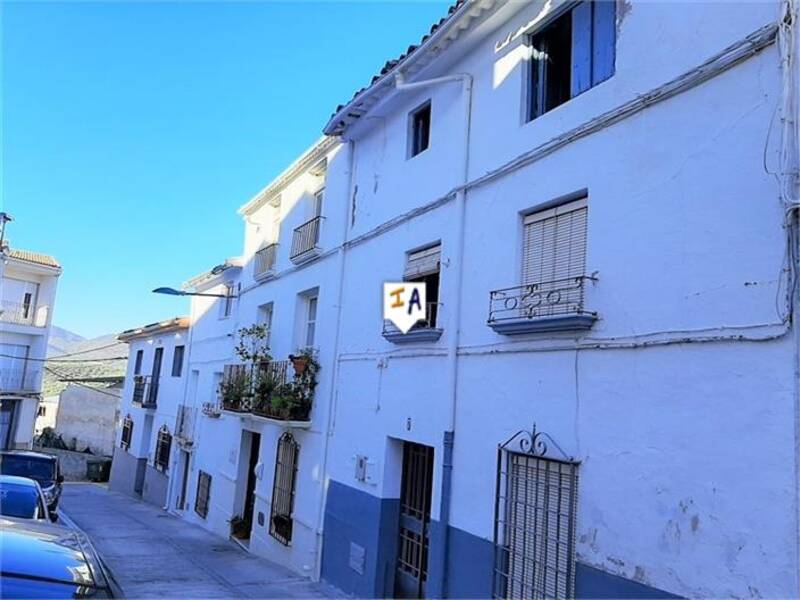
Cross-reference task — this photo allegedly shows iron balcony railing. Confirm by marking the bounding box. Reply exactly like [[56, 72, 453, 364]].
[[382, 301, 440, 335], [132, 375, 159, 408], [254, 243, 278, 278], [0, 368, 41, 393], [0, 300, 46, 327], [175, 405, 196, 444], [290, 216, 323, 259], [488, 276, 595, 323], [219, 358, 312, 422]]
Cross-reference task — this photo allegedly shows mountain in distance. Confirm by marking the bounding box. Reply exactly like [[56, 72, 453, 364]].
[[43, 326, 128, 397]]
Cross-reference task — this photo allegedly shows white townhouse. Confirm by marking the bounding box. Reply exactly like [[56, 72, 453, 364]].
[[155, 138, 351, 579], [109, 317, 190, 506], [0, 233, 61, 450], [317, 1, 800, 599]]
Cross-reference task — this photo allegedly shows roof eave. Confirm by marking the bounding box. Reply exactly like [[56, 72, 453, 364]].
[[323, 0, 499, 137]]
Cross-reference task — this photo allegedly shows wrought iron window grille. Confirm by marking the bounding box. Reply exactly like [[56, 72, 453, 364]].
[[269, 432, 299, 545], [493, 424, 579, 600]]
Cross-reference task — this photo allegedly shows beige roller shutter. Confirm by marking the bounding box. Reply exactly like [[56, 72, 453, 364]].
[[522, 198, 587, 285], [404, 244, 441, 279]]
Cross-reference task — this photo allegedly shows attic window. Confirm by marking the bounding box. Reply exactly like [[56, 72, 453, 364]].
[[409, 102, 431, 158]]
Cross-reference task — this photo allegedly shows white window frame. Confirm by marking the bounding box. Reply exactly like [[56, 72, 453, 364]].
[[304, 295, 318, 349], [220, 284, 236, 319]]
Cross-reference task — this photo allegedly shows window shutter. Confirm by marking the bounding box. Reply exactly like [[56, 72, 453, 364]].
[[570, 1, 592, 97], [592, 0, 616, 85], [522, 198, 587, 285], [404, 244, 441, 279]]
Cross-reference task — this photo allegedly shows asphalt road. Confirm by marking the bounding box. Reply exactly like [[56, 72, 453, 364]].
[[60, 483, 340, 598]]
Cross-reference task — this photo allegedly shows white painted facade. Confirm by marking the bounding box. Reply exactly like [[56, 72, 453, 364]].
[[112, 0, 800, 597], [0, 244, 61, 450]]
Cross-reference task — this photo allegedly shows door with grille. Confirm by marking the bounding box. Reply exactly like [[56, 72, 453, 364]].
[[395, 442, 435, 598]]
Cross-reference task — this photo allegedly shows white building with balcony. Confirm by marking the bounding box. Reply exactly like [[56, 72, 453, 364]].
[[109, 317, 189, 507], [0, 243, 61, 450], [316, 1, 800, 599]]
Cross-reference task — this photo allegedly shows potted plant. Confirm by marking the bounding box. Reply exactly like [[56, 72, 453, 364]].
[[289, 354, 308, 375], [219, 369, 250, 412], [229, 515, 251, 539]]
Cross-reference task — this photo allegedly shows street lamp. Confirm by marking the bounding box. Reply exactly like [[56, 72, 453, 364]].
[[152, 287, 235, 299]]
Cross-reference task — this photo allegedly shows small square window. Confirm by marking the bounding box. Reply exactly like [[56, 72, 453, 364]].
[[409, 102, 431, 158]]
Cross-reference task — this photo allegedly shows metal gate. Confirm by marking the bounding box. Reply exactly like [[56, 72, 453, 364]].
[[493, 426, 579, 600], [395, 442, 435, 598]]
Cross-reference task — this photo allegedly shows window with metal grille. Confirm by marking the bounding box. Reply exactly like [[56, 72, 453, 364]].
[[527, 1, 616, 121], [493, 453, 578, 599], [269, 432, 299, 545], [120, 415, 133, 450], [195, 470, 211, 518], [153, 425, 172, 473]]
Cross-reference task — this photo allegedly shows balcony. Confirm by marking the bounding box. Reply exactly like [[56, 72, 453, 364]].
[[219, 358, 313, 426], [487, 276, 597, 335], [132, 375, 158, 408], [0, 368, 41, 394], [290, 216, 323, 264], [175, 405, 196, 446], [382, 302, 443, 344], [0, 300, 47, 328], [254, 244, 278, 280]]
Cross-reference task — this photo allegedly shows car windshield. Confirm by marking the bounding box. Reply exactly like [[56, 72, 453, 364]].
[[0, 456, 55, 483], [0, 482, 41, 518]]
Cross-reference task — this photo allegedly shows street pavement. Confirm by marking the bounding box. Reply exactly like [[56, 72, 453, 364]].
[[60, 483, 342, 599]]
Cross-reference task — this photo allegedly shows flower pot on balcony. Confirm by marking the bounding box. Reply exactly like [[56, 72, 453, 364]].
[[289, 355, 308, 376]]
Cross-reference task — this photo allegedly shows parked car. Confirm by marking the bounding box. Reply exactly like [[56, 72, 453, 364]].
[[0, 517, 122, 598], [0, 450, 63, 513], [0, 475, 51, 521]]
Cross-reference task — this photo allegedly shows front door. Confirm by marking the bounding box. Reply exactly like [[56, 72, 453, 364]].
[[395, 442, 435, 598], [177, 450, 191, 510], [243, 432, 261, 538]]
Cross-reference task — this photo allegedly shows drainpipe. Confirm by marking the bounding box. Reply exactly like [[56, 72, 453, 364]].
[[396, 69, 473, 598], [314, 138, 357, 582]]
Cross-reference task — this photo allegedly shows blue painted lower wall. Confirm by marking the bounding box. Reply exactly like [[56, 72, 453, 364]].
[[321, 480, 680, 599]]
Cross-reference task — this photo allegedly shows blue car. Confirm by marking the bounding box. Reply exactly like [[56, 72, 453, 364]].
[[0, 517, 122, 598]]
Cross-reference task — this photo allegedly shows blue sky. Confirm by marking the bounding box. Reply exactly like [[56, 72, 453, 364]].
[[2, 0, 449, 338]]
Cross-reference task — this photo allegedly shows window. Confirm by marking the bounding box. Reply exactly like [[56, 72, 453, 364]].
[[494, 453, 578, 599], [37, 405, 46, 417], [221, 284, 236, 318], [154, 425, 172, 472], [269, 432, 299, 545], [404, 244, 441, 328], [258, 303, 274, 348], [195, 470, 211, 518], [409, 102, 431, 157], [522, 196, 587, 286], [133, 350, 144, 375], [120, 415, 133, 450], [304, 295, 318, 348], [171, 346, 185, 377], [527, 1, 616, 120]]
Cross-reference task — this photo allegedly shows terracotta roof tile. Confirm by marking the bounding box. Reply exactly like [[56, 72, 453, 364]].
[[7, 248, 60, 268]]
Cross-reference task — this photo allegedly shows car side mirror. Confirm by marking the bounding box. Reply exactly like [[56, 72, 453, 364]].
[[57, 474, 64, 484]]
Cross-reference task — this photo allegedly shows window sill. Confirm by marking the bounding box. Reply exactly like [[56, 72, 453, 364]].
[[254, 269, 277, 282], [290, 246, 322, 265], [488, 314, 597, 335], [382, 328, 443, 344]]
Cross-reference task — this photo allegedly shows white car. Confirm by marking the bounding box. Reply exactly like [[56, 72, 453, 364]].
[[0, 475, 51, 521]]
